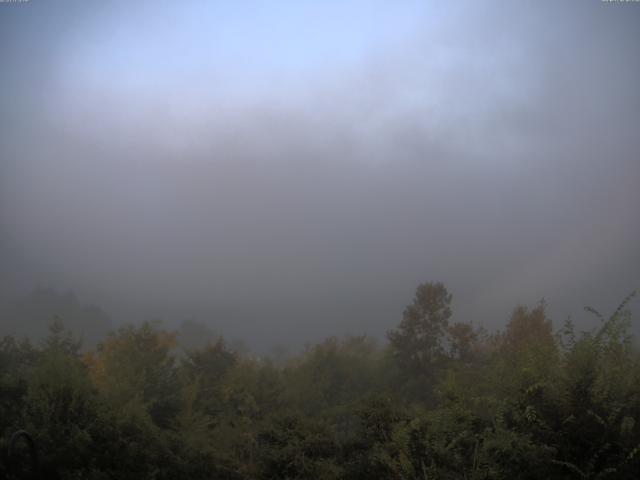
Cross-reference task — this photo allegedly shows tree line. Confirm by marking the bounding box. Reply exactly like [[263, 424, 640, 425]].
[[0, 283, 638, 479]]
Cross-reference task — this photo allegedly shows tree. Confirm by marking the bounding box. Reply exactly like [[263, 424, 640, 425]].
[[85, 322, 180, 429], [447, 322, 478, 361], [501, 303, 555, 354], [41, 317, 82, 356], [387, 282, 452, 373], [179, 337, 238, 419]]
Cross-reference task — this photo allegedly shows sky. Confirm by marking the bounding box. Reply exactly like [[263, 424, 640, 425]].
[[1, 0, 639, 350]]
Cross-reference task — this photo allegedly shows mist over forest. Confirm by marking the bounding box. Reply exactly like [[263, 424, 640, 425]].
[[0, 1, 639, 479], [1, 0, 638, 351]]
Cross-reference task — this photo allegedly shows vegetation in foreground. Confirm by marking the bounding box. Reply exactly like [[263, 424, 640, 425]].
[[0, 283, 638, 479]]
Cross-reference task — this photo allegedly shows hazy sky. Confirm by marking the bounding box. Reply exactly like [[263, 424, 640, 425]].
[[1, 0, 639, 349]]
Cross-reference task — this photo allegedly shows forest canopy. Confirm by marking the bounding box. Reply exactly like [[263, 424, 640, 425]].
[[0, 283, 638, 479]]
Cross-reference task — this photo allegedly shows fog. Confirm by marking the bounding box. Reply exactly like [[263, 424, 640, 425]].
[[1, 0, 638, 350]]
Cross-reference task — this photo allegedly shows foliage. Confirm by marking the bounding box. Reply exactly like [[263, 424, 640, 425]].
[[388, 282, 453, 373], [0, 286, 637, 479]]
